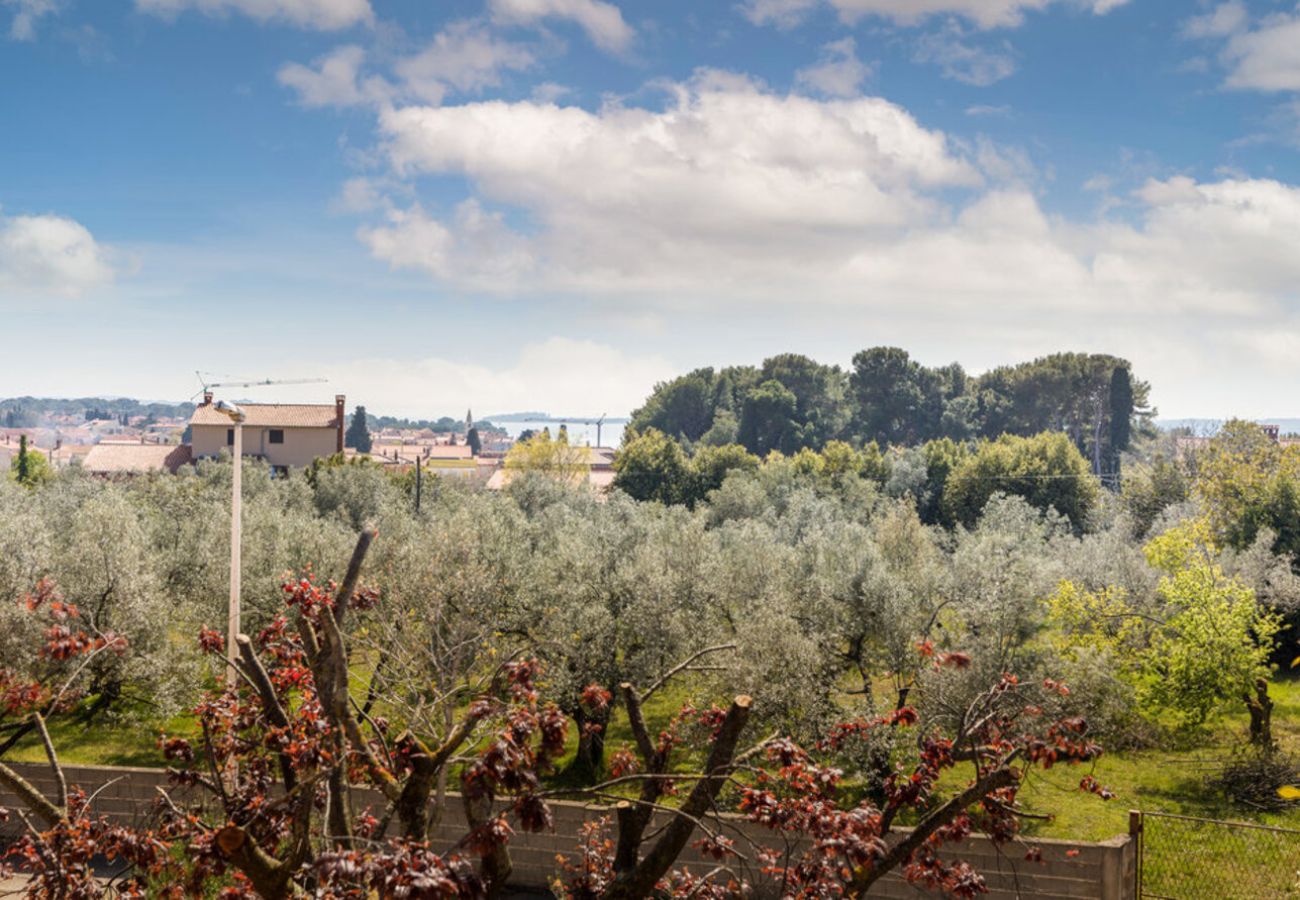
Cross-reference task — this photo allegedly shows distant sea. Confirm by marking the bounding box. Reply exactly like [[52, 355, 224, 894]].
[[1157, 418, 1300, 435], [498, 418, 627, 449]]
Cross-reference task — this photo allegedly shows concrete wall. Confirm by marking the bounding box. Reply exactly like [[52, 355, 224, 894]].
[[191, 423, 339, 469], [0, 763, 1135, 898]]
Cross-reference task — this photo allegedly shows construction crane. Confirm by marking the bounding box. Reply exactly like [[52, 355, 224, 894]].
[[194, 372, 327, 399]]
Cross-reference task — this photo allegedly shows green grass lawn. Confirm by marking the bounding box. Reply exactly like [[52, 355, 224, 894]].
[[1010, 677, 1300, 842]]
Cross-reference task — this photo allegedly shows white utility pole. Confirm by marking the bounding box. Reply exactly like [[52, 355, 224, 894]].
[[214, 400, 245, 688]]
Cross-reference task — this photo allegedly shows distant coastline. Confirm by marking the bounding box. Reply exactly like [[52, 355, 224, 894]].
[[488, 412, 631, 424]]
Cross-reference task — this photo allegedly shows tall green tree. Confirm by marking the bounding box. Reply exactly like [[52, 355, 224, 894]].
[[848, 347, 944, 446], [345, 406, 373, 453], [612, 429, 692, 505], [943, 431, 1100, 532], [1106, 365, 1134, 488], [627, 368, 723, 443], [10, 435, 51, 487], [738, 379, 799, 455], [757, 353, 848, 449]]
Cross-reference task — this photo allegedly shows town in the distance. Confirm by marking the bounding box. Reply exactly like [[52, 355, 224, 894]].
[[0, 389, 626, 490]]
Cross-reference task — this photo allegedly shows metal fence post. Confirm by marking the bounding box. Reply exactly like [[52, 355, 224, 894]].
[[1129, 810, 1143, 899]]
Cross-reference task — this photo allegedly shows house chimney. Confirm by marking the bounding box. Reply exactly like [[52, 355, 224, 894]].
[[335, 395, 346, 454], [203, 391, 213, 406]]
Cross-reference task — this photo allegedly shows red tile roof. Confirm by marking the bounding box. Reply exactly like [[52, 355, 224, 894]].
[[83, 443, 193, 474], [190, 403, 340, 429]]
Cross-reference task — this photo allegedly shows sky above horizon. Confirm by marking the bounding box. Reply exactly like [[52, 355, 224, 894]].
[[3, 0, 1300, 419]]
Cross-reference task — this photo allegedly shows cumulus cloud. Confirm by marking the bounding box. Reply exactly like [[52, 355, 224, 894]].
[[5, 0, 62, 40], [1222, 12, 1300, 92], [342, 65, 1300, 347], [743, 0, 1128, 30], [279, 23, 536, 108], [487, 0, 633, 53], [795, 37, 874, 97], [0, 210, 116, 298], [365, 72, 980, 290], [913, 23, 1016, 85], [135, 0, 372, 31], [1181, 1, 1247, 39], [395, 21, 536, 100], [278, 45, 390, 107], [1099, 176, 1300, 308]]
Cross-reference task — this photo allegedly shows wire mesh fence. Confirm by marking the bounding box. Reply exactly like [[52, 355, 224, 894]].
[[1135, 810, 1300, 899]]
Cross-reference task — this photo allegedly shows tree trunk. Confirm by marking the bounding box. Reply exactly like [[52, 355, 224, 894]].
[[1246, 678, 1275, 751], [464, 790, 512, 898], [568, 705, 610, 782], [603, 696, 751, 900]]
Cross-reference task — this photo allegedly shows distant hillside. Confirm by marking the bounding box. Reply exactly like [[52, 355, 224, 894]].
[[0, 396, 194, 428], [0, 396, 499, 433]]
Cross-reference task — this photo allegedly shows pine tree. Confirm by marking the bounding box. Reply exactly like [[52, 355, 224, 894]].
[[345, 406, 373, 453], [1107, 366, 1134, 490], [467, 427, 481, 456]]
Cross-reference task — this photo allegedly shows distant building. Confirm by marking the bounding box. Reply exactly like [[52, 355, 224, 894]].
[[486, 445, 615, 493], [189, 393, 345, 473], [83, 443, 193, 476]]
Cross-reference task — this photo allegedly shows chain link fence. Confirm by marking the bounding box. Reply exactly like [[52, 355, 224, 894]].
[[1135, 810, 1300, 899]]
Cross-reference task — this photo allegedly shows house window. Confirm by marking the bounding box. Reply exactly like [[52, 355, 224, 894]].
[[269, 429, 284, 444], [226, 428, 234, 446]]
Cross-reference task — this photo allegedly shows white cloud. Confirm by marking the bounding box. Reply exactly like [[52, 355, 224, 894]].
[[361, 199, 537, 288], [487, 0, 633, 52], [1181, 2, 1247, 39], [135, 0, 372, 30], [329, 337, 674, 420], [321, 69, 1300, 423], [359, 76, 1300, 326], [1223, 12, 1300, 92], [0, 210, 116, 298], [738, 0, 819, 28], [278, 45, 392, 107], [914, 23, 1016, 85], [1099, 176, 1300, 307], [795, 37, 874, 98], [745, 0, 1128, 30], [368, 72, 979, 291], [279, 23, 536, 109], [395, 20, 535, 100], [5, 0, 62, 40]]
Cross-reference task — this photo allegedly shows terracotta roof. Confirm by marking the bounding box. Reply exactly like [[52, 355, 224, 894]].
[[83, 443, 193, 474], [190, 403, 340, 429], [423, 445, 473, 459]]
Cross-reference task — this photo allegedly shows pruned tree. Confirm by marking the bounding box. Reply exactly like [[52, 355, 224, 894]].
[[555, 649, 1111, 899]]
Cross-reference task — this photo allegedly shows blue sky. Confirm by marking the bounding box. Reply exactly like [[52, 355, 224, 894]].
[[3, 0, 1300, 419]]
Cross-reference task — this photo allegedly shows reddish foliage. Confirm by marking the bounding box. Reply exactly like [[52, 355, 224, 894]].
[[197, 627, 225, 655]]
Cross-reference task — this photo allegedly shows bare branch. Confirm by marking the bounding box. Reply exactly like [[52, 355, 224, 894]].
[[32, 713, 66, 810], [640, 644, 737, 703]]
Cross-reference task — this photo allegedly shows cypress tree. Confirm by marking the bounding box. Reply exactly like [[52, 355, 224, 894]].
[[16, 434, 29, 484], [345, 406, 373, 453], [1107, 366, 1134, 489]]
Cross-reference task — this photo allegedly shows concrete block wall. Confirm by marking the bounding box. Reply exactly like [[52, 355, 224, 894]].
[[0, 763, 1135, 898]]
